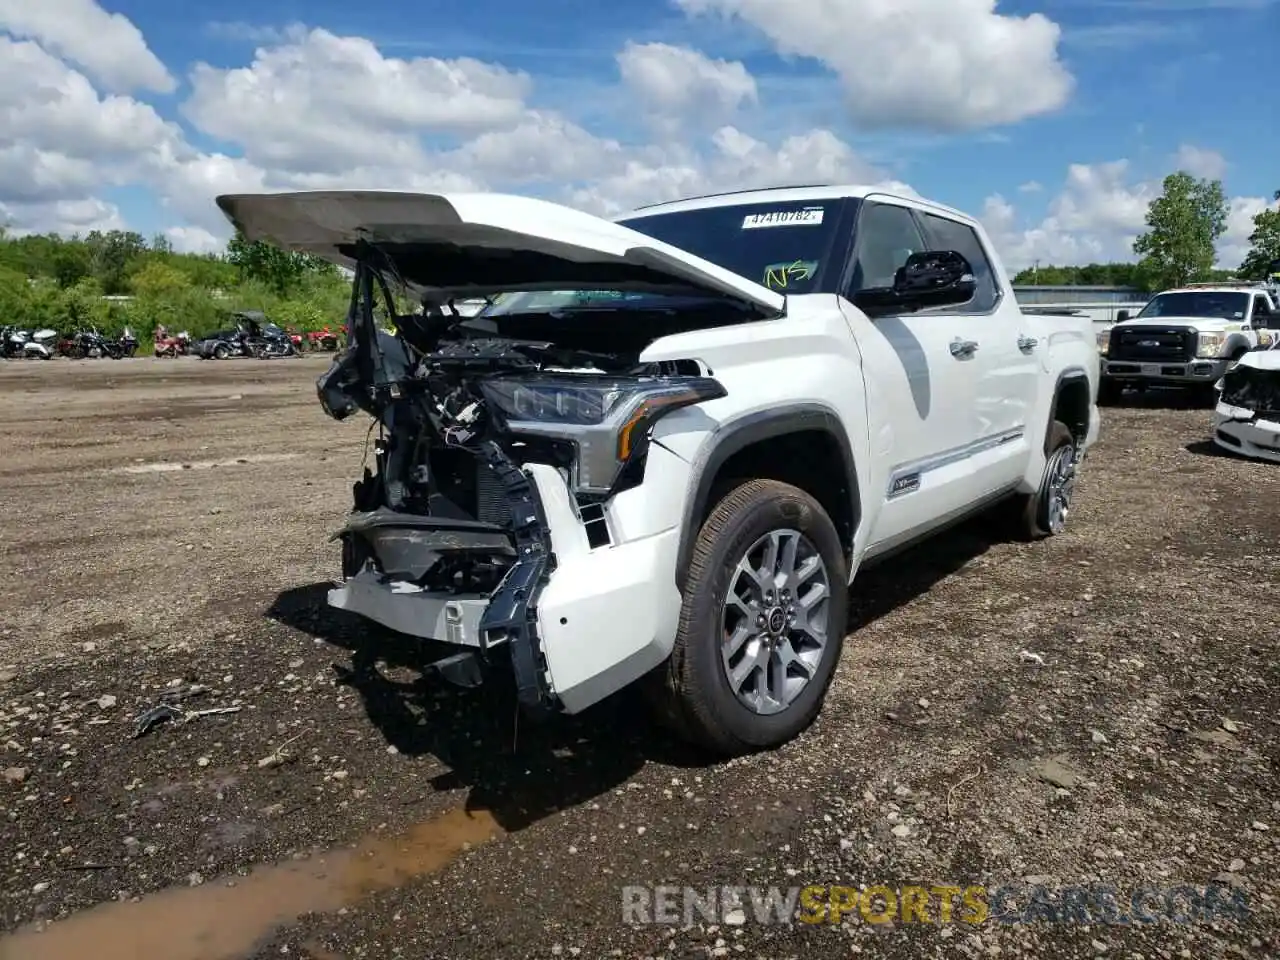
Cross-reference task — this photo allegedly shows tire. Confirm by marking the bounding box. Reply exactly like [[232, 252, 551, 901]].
[[1096, 378, 1123, 406], [213, 344, 230, 360], [648, 479, 848, 756], [1006, 421, 1077, 541]]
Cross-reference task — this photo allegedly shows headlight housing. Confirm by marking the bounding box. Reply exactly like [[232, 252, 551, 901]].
[[1196, 332, 1226, 358], [1096, 328, 1110, 356], [479, 375, 726, 495]]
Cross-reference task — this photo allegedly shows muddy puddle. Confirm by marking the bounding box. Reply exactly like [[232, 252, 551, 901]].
[[0, 805, 503, 960]]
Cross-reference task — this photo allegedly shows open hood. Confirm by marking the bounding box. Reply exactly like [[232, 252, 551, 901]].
[[215, 190, 785, 317]]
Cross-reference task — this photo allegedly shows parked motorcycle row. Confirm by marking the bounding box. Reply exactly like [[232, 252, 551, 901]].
[[2, 325, 138, 360], [186, 313, 343, 361], [1, 318, 344, 362]]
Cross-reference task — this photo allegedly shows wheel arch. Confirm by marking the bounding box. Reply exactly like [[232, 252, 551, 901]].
[[1046, 366, 1091, 454], [674, 403, 862, 587]]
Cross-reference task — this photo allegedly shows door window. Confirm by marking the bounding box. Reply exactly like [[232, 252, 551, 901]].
[[848, 203, 927, 294], [918, 213, 1000, 313]]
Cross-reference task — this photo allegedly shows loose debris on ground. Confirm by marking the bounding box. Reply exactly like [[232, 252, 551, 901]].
[[1, 359, 1277, 959]]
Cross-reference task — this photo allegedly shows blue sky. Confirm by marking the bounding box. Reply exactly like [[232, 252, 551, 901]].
[[2, 0, 1277, 268]]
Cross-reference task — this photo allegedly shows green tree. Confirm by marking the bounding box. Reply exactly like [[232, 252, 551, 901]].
[[227, 228, 335, 296], [84, 230, 147, 294], [1132, 172, 1228, 290], [0, 265, 30, 320], [51, 242, 93, 288], [1237, 191, 1280, 280], [130, 261, 191, 300]]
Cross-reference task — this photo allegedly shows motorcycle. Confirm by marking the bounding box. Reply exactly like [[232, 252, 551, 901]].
[[117, 326, 139, 358], [154, 331, 191, 357], [2, 326, 24, 358], [306, 327, 341, 352], [2, 327, 55, 359], [67, 329, 110, 359], [250, 335, 300, 359]]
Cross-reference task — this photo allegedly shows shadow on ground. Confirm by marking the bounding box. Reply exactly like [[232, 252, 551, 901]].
[[1100, 386, 1215, 411], [266, 513, 1003, 834], [1184, 439, 1240, 460]]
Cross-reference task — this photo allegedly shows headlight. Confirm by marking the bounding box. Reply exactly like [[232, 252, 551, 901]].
[[479, 375, 726, 494], [1196, 332, 1225, 358], [1096, 329, 1110, 356]]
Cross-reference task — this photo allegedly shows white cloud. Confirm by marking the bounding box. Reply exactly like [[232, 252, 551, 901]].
[[1173, 143, 1227, 180], [1018, 181, 1043, 193], [451, 111, 624, 184], [617, 42, 757, 133], [182, 27, 532, 174], [0, 0, 174, 93], [980, 157, 1271, 273], [1, 197, 126, 236], [569, 126, 907, 216], [164, 225, 224, 254], [0, 38, 174, 167], [674, 0, 1073, 130]]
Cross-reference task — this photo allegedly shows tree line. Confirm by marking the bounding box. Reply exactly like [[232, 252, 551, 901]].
[[4, 172, 1278, 336], [1014, 174, 1280, 291], [0, 227, 350, 344]]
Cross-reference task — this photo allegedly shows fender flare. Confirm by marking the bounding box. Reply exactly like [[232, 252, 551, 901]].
[[1045, 366, 1091, 454], [673, 403, 861, 587]]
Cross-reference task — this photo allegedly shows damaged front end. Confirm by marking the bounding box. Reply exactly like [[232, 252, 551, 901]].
[[1212, 354, 1280, 463], [316, 250, 727, 715]]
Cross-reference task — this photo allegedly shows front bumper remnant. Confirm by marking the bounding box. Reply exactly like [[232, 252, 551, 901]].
[[472, 439, 557, 717], [328, 572, 491, 645], [1213, 407, 1280, 463]]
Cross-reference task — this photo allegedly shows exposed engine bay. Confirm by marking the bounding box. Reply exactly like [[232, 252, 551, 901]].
[[317, 241, 734, 711]]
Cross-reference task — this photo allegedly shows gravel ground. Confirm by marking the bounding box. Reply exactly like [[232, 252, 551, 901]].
[[0, 358, 1277, 960]]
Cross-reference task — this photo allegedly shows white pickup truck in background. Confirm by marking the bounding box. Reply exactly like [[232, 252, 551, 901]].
[[1096, 282, 1279, 404]]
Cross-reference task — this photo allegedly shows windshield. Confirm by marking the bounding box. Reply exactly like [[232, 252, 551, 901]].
[[475, 197, 856, 317], [619, 198, 853, 294], [1136, 291, 1250, 320]]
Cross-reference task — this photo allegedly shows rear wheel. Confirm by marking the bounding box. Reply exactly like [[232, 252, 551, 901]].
[[1004, 421, 1077, 541], [648, 479, 847, 756], [213, 343, 230, 360]]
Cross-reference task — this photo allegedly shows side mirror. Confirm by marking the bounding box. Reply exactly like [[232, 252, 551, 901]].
[[853, 250, 977, 314], [1115, 310, 1130, 323]]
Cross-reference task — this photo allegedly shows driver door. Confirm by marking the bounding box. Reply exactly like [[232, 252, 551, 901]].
[[838, 198, 985, 555]]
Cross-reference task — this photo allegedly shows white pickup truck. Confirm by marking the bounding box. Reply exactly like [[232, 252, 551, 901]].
[[217, 185, 1101, 756], [1097, 282, 1279, 403]]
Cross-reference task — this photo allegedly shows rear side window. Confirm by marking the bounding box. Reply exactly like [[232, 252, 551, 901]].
[[918, 213, 1000, 313]]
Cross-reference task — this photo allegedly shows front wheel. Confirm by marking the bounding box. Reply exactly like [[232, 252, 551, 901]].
[[213, 344, 230, 360], [648, 479, 848, 756]]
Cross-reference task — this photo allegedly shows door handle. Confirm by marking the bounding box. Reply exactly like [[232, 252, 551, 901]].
[[950, 338, 979, 358], [1017, 334, 1039, 352]]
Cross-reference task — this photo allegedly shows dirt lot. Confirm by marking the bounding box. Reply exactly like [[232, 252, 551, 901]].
[[0, 357, 1277, 960]]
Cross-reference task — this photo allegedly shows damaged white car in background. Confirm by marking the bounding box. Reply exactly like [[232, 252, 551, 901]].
[[1213, 345, 1280, 462]]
